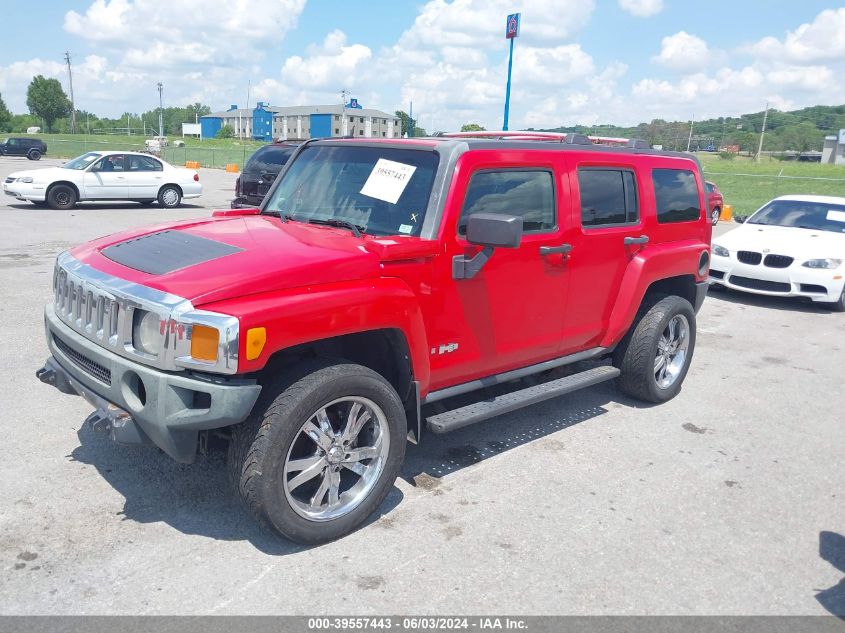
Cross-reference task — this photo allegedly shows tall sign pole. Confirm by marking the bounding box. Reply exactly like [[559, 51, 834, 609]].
[[503, 12, 520, 131], [157, 82, 164, 137]]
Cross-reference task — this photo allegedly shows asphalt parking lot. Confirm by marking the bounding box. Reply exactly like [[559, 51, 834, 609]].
[[0, 155, 843, 616]]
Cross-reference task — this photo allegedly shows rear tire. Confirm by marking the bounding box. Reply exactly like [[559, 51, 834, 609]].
[[27, 149, 42, 160], [711, 207, 721, 225], [613, 294, 697, 403], [228, 359, 407, 544], [47, 184, 77, 210], [157, 185, 182, 208]]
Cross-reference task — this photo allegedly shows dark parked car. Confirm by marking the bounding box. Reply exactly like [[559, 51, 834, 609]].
[[232, 142, 298, 207], [0, 137, 47, 160]]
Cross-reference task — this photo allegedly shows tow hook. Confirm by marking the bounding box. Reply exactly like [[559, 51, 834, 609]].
[[35, 366, 56, 386]]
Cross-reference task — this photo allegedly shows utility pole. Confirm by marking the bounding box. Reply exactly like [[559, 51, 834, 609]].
[[157, 82, 164, 137], [686, 114, 695, 152], [756, 102, 769, 163], [64, 52, 77, 134], [341, 88, 348, 136]]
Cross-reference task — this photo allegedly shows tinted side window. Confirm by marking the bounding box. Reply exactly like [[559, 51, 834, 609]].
[[245, 146, 295, 173], [458, 170, 555, 235], [127, 155, 162, 171], [578, 168, 638, 227], [653, 169, 701, 223]]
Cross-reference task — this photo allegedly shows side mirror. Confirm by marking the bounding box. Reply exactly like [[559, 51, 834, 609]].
[[466, 213, 523, 248], [734, 215, 746, 224], [454, 213, 523, 280]]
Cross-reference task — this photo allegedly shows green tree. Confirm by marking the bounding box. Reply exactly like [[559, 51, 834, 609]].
[[0, 92, 11, 132], [216, 124, 234, 139], [461, 123, 486, 132], [26, 75, 71, 133], [394, 110, 427, 137]]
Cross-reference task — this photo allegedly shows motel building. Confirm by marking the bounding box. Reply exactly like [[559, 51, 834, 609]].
[[200, 99, 402, 141]]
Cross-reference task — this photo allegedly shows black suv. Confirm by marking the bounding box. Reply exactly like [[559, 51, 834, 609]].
[[0, 137, 47, 160], [232, 142, 297, 207]]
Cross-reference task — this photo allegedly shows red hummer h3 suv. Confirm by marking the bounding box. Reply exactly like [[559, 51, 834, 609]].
[[37, 132, 711, 543]]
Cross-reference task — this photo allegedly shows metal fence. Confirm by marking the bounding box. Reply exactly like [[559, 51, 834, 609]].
[[702, 170, 845, 216], [43, 138, 259, 170]]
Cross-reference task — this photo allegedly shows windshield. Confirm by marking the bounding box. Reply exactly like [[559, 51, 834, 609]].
[[263, 145, 439, 237], [245, 145, 296, 174], [64, 152, 102, 170], [747, 199, 845, 234]]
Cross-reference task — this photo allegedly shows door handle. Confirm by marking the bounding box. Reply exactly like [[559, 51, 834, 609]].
[[623, 235, 649, 246], [539, 244, 573, 256]]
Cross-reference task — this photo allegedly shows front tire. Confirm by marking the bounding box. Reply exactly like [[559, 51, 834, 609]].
[[157, 185, 182, 208], [228, 360, 407, 544], [47, 184, 77, 210], [613, 294, 697, 403], [823, 288, 845, 312]]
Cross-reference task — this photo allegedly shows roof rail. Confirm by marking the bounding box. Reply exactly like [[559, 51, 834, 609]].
[[626, 138, 649, 149], [440, 130, 645, 148]]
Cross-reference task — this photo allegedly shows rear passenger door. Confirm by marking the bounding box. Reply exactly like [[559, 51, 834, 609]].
[[562, 158, 644, 351], [125, 154, 164, 199]]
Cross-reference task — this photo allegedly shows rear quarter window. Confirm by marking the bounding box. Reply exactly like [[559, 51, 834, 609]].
[[245, 146, 295, 173], [653, 168, 701, 223]]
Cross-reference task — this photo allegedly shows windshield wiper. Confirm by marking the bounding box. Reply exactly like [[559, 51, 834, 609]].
[[306, 218, 364, 237]]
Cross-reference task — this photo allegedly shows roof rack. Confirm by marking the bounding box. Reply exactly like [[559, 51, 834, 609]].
[[441, 130, 650, 149]]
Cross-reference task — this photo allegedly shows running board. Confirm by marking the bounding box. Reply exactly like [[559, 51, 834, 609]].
[[426, 365, 620, 434]]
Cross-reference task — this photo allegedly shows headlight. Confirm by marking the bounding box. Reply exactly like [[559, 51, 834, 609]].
[[18, 177, 33, 183], [802, 259, 843, 269], [132, 309, 161, 356], [712, 244, 729, 258]]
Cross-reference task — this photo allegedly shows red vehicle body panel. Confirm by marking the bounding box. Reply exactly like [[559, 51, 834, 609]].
[[69, 142, 709, 399]]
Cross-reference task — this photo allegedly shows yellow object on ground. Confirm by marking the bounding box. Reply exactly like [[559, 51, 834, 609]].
[[185, 161, 201, 169], [225, 163, 240, 173], [721, 204, 733, 221]]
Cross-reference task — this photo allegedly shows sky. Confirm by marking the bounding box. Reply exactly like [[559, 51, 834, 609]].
[[0, 0, 844, 131]]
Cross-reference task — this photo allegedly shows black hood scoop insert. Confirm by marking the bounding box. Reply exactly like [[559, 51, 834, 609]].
[[102, 230, 244, 275]]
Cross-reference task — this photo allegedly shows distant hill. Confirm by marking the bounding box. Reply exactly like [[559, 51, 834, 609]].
[[533, 104, 845, 153]]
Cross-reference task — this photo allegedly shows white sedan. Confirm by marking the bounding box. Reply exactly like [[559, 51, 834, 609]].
[[2, 150, 202, 209], [709, 194, 845, 311]]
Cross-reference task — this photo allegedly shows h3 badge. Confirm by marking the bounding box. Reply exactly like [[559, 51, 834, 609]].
[[432, 342, 459, 355]]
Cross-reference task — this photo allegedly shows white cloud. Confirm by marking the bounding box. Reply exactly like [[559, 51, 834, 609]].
[[653, 31, 711, 71], [747, 8, 845, 63], [618, 0, 663, 18], [281, 30, 372, 91]]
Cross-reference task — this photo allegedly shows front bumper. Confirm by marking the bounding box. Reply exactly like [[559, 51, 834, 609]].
[[2, 181, 46, 201], [39, 303, 262, 462], [708, 256, 845, 302]]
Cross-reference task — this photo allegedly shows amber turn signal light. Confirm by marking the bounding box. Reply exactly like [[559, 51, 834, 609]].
[[246, 327, 266, 361], [190, 325, 219, 362]]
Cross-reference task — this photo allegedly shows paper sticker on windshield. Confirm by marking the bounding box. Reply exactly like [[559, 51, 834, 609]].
[[360, 159, 417, 204], [399, 224, 413, 234], [826, 210, 845, 223]]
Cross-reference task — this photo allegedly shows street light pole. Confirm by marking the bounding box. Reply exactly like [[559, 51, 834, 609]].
[[157, 82, 164, 137]]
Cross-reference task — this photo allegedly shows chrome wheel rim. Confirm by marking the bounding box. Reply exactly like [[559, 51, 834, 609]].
[[162, 189, 178, 206], [654, 314, 689, 389], [712, 209, 719, 224], [283, 396, 390, 522]]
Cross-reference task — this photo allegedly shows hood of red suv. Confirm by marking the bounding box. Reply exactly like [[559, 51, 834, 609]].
[[70, 215, 382, 305]]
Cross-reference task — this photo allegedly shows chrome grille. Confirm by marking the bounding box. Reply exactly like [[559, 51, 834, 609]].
[[53, 264, 123, 346]]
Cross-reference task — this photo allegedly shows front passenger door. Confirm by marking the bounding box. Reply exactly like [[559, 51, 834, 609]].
[[429, 165, 571, 389], [84, 154, 129, 199]]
